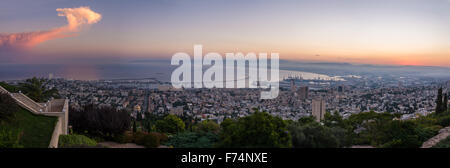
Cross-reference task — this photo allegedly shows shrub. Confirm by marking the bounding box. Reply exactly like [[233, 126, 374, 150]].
[[438, 115, 450, 127], [151, 132, 168, 143], [164, 132, 218, 148], [132, 131, 146, 143], [155, 114, 185, 134], [140, 134, 160, 148], [115, 131, 134, 143], [380, 139, 404, 148], [133, 131, 160, 148], [58, 134, 97, 148]]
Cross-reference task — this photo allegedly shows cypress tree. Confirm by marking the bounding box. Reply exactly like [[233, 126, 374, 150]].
[[444, 93, 448, 112], [436, 88, 443, 113]]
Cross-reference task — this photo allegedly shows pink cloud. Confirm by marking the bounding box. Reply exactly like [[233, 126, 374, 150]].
[[0, 6, 102, 50]]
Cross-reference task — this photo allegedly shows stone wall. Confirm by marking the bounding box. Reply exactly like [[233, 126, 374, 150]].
[[48, 116, 63, 148]]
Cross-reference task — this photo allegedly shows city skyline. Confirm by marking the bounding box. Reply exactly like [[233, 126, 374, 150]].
[[1, 0, 449, 67]]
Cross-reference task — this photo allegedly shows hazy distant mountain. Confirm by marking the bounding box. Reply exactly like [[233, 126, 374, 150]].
[[279, 60, 450, 79]]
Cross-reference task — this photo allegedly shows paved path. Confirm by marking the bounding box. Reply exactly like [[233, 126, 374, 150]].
[[421, 126, 450, 148], [350, 145, 374, 148], [98, 142, 145, 148]]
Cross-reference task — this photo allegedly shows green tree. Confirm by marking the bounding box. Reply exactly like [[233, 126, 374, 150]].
[[69, 105, 131, 140], [19, 77, 59, 102], [346, 111, 397, 145], [324, 111, 348, 129], [217, 111, 291, 148], [379, 120, 428, 148], [297, 116, 316, 125], [155, 114, 185, 134], [345, 111, 437, 148], [0, 82, 18, 92], [289, 122, 349, 148], [194, 120, 220, 134]]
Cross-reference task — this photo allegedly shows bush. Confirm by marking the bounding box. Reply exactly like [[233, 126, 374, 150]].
[[152, 132, 168, 143], [58, 134, 97, 148], [140, 134, 160, 148], [132, 131, 145, 143], [380, 139, 404, 148], [155, 114, 185, 134], [438, 115, 450, 127], [164, 132, 218, 148], [133, 131, 160, 148], [115, 131, 134, 143]]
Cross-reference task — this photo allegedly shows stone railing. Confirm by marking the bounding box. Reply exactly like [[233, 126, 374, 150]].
[[10, 93, 44, 114]]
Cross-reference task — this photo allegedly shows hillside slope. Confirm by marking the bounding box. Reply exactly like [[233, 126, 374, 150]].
[[1, 107, 57, 148]]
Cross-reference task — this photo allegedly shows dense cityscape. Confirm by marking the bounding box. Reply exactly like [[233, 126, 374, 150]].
[[4, 72, 446, 124]]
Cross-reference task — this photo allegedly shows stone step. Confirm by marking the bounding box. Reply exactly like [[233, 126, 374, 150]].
[[10, 93, 44, 113]]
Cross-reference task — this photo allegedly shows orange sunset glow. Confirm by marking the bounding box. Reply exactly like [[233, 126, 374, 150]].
[[0, 0, 449, 67]]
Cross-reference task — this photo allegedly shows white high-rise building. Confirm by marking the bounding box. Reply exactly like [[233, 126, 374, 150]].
[[312, 98, 326, 122]]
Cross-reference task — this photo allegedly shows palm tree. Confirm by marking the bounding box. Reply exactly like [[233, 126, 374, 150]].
[[19, 77, 60, 102]]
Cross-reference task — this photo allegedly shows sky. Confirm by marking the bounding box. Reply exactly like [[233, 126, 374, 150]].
[[0, 0, 449, 66]]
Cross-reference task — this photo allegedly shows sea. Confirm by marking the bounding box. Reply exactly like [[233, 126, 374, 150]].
[[0, 60, 345, 82]]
